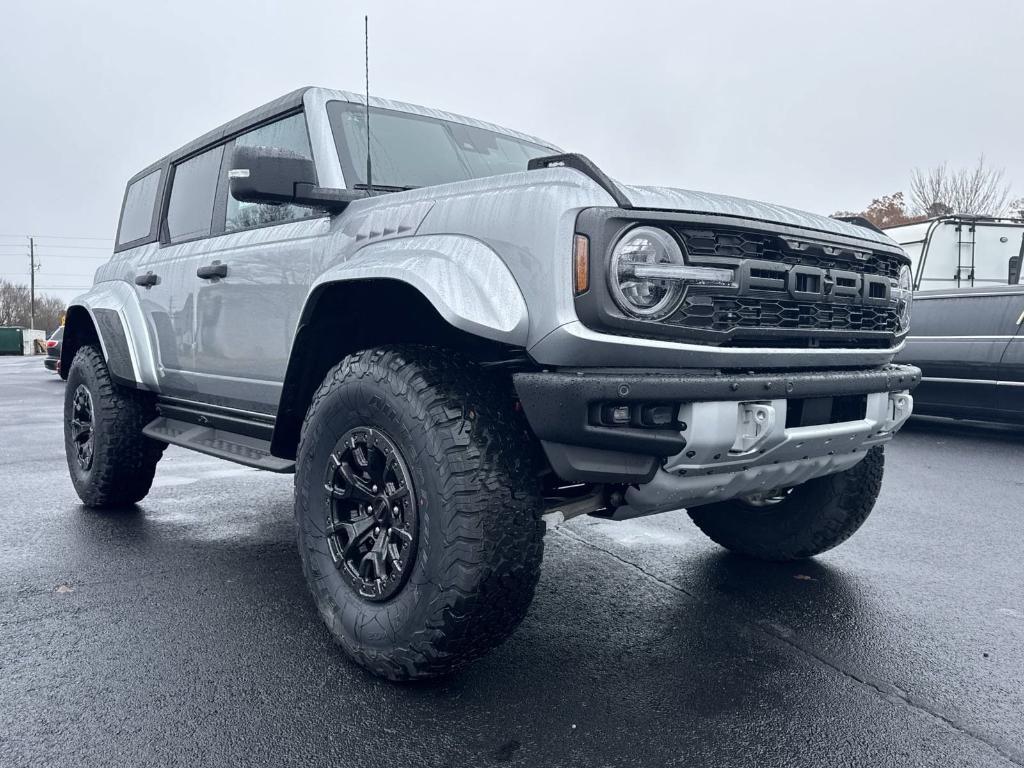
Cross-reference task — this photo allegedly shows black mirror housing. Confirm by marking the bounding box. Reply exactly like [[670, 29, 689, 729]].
[[1007, 236, 1024, 286], [229, 145, 365, 213]]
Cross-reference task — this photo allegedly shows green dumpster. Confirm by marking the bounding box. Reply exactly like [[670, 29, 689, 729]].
[[0, 327, 23, 355]]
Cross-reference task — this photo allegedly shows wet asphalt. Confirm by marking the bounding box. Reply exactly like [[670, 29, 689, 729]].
[[0, 354, 1022, 767]]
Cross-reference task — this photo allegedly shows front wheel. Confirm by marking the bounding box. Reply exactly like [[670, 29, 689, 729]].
[[294, 346, 545, 680], [687, 446, 885, 561]]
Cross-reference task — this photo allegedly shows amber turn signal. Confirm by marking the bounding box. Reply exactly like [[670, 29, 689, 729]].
[[573, 234, 590, 295]]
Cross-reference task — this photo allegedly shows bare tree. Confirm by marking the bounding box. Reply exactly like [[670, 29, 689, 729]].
[[35, 295, 67, 333], [1009, 197, 1024, 221], [0, 280, 31, 327], [0, 278, 66, 332], [909, 157, 1011, 217]]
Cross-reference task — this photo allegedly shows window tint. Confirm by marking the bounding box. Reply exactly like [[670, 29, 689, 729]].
[[166, 145, 224, 244], [327, 101, 552, 190], [117, 169, 162, 246], [225, 113, 317, 232]]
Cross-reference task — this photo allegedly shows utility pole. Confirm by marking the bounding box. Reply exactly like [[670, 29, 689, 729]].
[[28, 236, 36, 330]]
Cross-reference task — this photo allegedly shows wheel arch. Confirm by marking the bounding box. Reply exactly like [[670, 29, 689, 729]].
[[59, 282, 158, 389], [270, 277, 529, 461], [61, 305, 112, 382]]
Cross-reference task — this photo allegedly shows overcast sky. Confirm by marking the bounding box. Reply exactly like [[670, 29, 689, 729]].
[[1, 0, 1022, 303]]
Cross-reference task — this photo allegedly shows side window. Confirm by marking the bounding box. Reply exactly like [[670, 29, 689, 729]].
[[166, 145, 225, 244], [225, 113, 317, 232], [117, 169, 162, 246]]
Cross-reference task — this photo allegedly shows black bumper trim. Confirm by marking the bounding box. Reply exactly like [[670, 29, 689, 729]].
[[514, 364, 921, 459]]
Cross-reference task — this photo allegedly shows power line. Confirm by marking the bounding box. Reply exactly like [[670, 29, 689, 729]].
[[29, 257, 110, 264], [0, 234, 112, 241], [1, 274, 97, 280], [1, 243, 110, 251]]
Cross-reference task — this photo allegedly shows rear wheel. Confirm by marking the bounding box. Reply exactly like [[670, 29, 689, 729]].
[[294, 346, 545, 680], [687, 447, 885, 561], [64, 345, 165, 508]]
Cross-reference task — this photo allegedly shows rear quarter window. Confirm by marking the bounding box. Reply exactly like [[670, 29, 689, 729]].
[[116, 169, 162, 247]]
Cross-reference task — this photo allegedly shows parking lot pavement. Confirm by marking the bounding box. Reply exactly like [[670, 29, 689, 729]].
[[1, 355, 1022, 767]]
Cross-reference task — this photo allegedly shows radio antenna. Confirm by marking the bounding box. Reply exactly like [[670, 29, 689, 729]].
[[364, 14, 373, 195]]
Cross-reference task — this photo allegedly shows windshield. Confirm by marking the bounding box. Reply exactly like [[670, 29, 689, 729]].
[[327, 101, 553, 190]]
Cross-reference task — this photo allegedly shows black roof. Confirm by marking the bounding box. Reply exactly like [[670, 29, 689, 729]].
[[125, 87, 312, 185]]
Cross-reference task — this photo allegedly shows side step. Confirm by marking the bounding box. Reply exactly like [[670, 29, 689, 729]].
[[143, 417, 295, 473]]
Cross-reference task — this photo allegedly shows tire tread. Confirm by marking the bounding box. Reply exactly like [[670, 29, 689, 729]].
[[294, 346, 545, 680], [687, 447, 885, 561], [65, 345, 164, 508]]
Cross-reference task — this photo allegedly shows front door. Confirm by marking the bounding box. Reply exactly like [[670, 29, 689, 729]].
[[187, 111, 327, 414]]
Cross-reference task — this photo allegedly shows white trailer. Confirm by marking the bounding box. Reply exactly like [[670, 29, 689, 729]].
[[887, 215, 1024, 423], [885, 216, 1024, 290]]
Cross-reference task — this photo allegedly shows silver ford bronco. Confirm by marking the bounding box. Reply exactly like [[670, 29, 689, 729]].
[[61, 87, 919, 679]]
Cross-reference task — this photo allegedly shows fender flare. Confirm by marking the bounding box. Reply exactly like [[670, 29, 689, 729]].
[[303, 234, 529, 345], [61, 281, 159, 389], [270, 235, 529, 459]]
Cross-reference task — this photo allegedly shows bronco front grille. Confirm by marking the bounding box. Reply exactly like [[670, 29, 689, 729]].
[[656, 225, 904, 345], [677, 227, 904, 279], [572, 209, 911, 350]]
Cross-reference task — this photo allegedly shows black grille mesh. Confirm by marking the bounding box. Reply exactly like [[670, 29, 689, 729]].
[[668, 294, 899, 333], [659, 226, 903, 342], [676, 228, 904, 279]]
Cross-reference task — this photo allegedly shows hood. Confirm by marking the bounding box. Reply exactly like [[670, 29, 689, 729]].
[[614, 182, 895, 247]]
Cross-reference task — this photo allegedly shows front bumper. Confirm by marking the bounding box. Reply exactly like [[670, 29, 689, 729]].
[[514, 363, 920, 516]]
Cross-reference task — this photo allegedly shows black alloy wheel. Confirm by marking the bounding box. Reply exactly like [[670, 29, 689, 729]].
[[324, 427, 418, 601], [69, 384, 96, 471]]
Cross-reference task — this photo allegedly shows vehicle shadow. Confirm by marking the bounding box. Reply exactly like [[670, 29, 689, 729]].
[[382, 542, 883, 764], [902, 414, 1024, 445]]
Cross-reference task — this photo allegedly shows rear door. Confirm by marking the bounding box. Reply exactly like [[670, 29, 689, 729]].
[[134, 144, 226, 400]]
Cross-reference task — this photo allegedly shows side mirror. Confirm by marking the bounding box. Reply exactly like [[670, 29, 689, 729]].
[[1010, 234, 1024, 285], [229, 145, 365, 213]]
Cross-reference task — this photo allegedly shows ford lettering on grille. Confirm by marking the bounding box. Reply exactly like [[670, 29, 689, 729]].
[[735, 260, 891, 304]]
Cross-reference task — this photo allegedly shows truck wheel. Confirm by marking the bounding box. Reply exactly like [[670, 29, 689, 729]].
[[686, 446, 885, 561], [294, 346, 545, 680], [64, 345, 166, 508]]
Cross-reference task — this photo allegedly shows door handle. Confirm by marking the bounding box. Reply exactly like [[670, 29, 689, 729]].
[[196, 261, 228, 280], [134, 271, 159, 288]]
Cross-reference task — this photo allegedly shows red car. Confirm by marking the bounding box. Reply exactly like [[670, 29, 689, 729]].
[[43, 326, 63, 374]]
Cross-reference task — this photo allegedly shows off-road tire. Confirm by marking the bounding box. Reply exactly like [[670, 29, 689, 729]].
[[64, 345, 165, 508], [294, 346, 546, 680], [687, 446, 885, 561]]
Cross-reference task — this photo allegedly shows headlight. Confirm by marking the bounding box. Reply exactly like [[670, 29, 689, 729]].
[[607, 226, 734, 320], [895, 264, 913, 335], [608, 227, 687, 319]]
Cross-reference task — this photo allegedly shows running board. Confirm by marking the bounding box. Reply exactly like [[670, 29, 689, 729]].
[[143, 417, 295, 473]]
